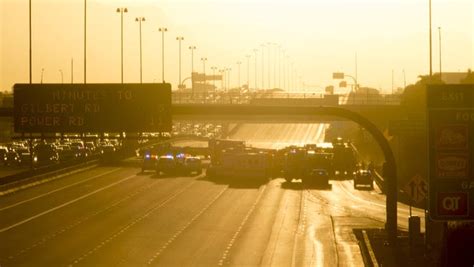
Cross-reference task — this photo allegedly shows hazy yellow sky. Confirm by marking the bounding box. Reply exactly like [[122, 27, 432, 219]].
[[1, 0, 473, 93]]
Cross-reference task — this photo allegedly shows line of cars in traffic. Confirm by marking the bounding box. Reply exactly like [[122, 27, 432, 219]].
[[140, 143, 203, 176], [0, 138, 122, 168], [138, 137, 376, 190]]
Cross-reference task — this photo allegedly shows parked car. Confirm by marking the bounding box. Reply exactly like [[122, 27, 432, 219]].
[[353, 169, 374, 189]]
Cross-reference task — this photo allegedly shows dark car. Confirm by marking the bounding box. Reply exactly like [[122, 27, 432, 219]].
[[304, 168, 330, 186], [0, 146, 8, 165], [142, 150, 159, 172], [183, 156, 202, 175], [353, 169, 374, 189], [33, 144, 59, 167], [4, 150, 21, 166], [58, 145, 77, 162], [16, 147, 31, 166], [156, 155, 176, 175]]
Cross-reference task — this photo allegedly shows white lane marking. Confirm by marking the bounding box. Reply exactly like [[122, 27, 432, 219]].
[[0, 165, 100, 197], [0, 174, 135, 233], [218, 185, 267, 266], [70, 181, 197, 266], [315, 239, 324, 267], [148, 186, 227, 265], [0, 168, 120, 211], [291, 189, 306, 267], [6, 179, 162, 261]]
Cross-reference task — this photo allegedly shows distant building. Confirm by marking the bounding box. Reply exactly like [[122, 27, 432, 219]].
[[436, 72, 469, 84]]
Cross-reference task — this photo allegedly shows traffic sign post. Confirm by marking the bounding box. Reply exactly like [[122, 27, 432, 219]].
[[427, 84, 474, 220], [404, 174, 428, 209]]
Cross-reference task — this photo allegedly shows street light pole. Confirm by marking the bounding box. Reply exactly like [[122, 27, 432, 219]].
[[176, 36, 184, 87], [159, 27, 168, 83], [260, 44, 265, 89], [226, 68, 232, 90], [236, 61, 241, 89], [245, 55, 250, 88], [438, 26, 442, 78], [59, 69, 64, 84], [135, 17, 145, 83], [253, 49, 258, 90], [84, 0, 87, 83], [201, 57, 207, 75], [71, 58, 74, 83], [40, 68, 45, 84], [429, 0, 433, 76], [116, 7, 128, 83], [277, 45, 281, 89], [29, 0, 32, 84], [267, 42, 272, 89], [189, 46, 196, 73], [211, 66, 217, 89]]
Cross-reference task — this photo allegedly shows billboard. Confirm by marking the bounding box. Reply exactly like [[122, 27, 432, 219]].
[[14, 83, 172, 133], [427, 84, 474, 220]]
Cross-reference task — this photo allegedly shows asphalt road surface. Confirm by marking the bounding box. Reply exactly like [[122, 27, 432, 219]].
[[0, 123, 424, 266]]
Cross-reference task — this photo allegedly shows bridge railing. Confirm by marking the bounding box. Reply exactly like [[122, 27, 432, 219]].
[[172, 91, 401, 106]]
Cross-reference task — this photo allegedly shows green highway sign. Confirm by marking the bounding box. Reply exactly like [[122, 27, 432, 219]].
[[427, 84, 474, 220]]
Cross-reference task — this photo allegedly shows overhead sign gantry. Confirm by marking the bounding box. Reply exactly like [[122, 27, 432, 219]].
[[14, 83, 172, 133]]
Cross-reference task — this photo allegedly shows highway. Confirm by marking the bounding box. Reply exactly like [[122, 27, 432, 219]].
[[0, 123, 424, 266]]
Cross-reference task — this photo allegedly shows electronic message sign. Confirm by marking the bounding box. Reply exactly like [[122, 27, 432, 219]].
[[427, 84, 474, 220], [14, 83, 171, 133]]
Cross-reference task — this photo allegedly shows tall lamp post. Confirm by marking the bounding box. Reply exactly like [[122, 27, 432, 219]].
[[253, 49, 258, 90], [59, 69, 64, 84], [176, 36, 184, 87], [260, 44, 265, 89], [211, 66, 217, 89], [201, 57, 208, 75], [438, 26, 442, 78], [40, 68, 45, 84], [84, 0, 87, 83], [226, 68, 232, 90], [236, 61, 242, 89], [159, 27, 168, 83], [189, 46, 196, 74], [116, 7, 128, 83], [267, 42, 272, 89], [29, 0, 32, 83], [245, 55, 250, 88], [135, 17, 146, 83]]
